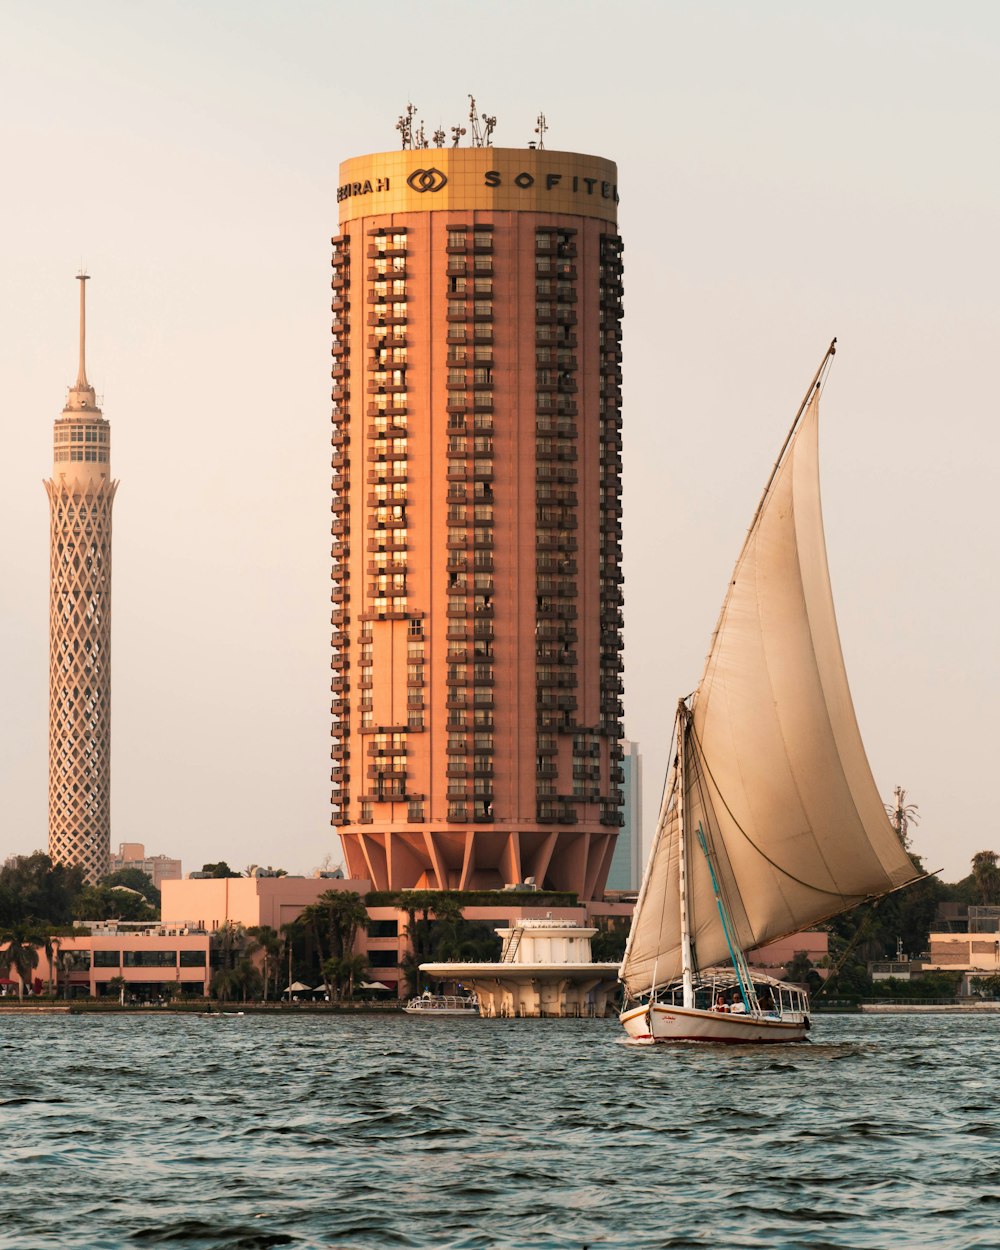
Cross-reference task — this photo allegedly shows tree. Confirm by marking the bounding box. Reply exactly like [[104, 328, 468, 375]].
[[401, 891, 464, 991], [0, 927, 42, 1002], [201, 862, 241, 879], [885, 786, 919, 850], [970, 974, 1000, 999], [246, 925, 281, 1002], [591, 925, 628, 963], [971, 852, 1000, 906], [210, 967, 243, 1003], [320, 952, 370, 1001], [300, 891, 370, 993], [784, 950, 815, 985], [0, 852, 85, 928], [106, 975, 127, 1005], [279, 917, 313, 997], [73, 885, 157, 923], [101, 868, 161, 908], [42, 931, 60, 998], [236, 958, 262, 1003], [212, 921, 247, 972]]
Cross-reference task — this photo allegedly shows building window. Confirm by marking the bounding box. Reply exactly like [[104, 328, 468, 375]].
[[179, 950, 207, 967], [123, 950, 177, 968], [93, 950, 121, 968], [369, 920, 399, 938]]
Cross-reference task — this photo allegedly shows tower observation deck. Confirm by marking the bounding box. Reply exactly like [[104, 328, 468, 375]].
[[44, 276, 119, 883], [330, 135, 625, 899]]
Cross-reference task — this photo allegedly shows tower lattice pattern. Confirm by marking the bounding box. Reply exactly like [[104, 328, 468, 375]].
[[45, 475, 118, 883]]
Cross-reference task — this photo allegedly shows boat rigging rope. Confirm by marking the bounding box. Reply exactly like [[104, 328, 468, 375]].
[[687, 721, 853, 902]]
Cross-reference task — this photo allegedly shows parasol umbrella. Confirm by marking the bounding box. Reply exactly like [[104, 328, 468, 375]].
[[283, 981, 314, 997]]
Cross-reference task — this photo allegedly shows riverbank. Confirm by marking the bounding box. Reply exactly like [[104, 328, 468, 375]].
[[859, 1001, 1000, 1013], [0, 1000, 406, 1015]]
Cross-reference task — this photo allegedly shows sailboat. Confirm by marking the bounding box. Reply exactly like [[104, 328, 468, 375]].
[[619, 342, 921, 1044]]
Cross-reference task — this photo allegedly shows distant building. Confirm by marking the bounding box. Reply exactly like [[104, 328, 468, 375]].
[[108, 842, 182, 890], [924, 930, 1000, 993], [606, 739, 642, 891], [868, 960, 924, 982]]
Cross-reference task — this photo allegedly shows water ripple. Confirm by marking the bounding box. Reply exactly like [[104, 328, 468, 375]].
[[1, 1013, 997, 1247]]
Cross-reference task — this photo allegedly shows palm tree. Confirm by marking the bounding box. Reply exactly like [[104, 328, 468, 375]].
[[885, 786, 919, 850], [58, 948, 76, 1000], [212, 920, 246, 972], [402, 892, 464, 991], [246, 925, 282, 1002], [0, 927, 42, 1002], [43, 932, 61, 998], [210, 967, 243, 1003], [300, 891, 370, 991], [236, 958, 262, 1003], [107, 974, 127, 1005], [321, 952, 370, 1000], [279, 918, 304, 999], [972, 851, 1000, 906]]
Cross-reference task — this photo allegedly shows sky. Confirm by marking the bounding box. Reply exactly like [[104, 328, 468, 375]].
[[1, 1, 997, 884]]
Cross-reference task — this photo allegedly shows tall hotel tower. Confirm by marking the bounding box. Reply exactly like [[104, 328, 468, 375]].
[[332, 137, 624, 900], [44, 276, 118, 884]]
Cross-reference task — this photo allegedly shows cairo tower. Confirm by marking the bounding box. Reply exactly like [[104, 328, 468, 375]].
[[44, 275, 118, 883]]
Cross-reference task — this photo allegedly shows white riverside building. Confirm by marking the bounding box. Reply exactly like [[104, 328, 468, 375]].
[[420, 917, 620, 1018]]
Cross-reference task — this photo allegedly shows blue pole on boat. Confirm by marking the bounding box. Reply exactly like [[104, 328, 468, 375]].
[[696, 823, 751, 1012]]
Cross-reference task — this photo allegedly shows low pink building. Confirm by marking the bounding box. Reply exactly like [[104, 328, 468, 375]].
[[748, 931, 830, 981], [161, 875, 373, 932], [1, 929, 211, 999]]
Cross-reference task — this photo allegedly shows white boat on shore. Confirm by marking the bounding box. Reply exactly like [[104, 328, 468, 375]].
[[403, 994, 479, 1017], [619, 343, 922, 1045]]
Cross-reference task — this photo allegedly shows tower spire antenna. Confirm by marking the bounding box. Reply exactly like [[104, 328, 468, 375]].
[[76, 271, 90, 389]]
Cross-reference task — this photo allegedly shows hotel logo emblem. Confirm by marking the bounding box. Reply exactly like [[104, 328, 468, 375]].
[[407, 168, 448, 193]]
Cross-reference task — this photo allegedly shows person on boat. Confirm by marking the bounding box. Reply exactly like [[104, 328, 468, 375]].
[[758, 988, 776, 1013], [729, 991, 746, 1014], [713, 994, 728, 1012]]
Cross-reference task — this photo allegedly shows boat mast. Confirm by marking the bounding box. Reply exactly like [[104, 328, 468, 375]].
[[677, 700, 695, 1009], [741, 338, 837, 559]]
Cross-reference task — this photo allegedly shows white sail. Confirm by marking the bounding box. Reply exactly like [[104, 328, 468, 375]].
[[621, 384, 919, 998]]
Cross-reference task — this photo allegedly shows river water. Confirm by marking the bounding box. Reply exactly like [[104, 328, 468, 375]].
[[2, 1011, 998, 1249]]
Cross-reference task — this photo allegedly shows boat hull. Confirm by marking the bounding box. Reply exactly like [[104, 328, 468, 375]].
[[620, 1001, 809, 1044]]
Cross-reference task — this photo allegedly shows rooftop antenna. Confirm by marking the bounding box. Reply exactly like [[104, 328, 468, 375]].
[[534, 111, 548, 151], [414, 121, 429, 149], [468, 96, 482, 146], [468, 95, 497, 148], [396, 102, 418, 150], [450, 124, 466, 147], [432, 125, 446, 149], [75, 270, 90, 388]]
